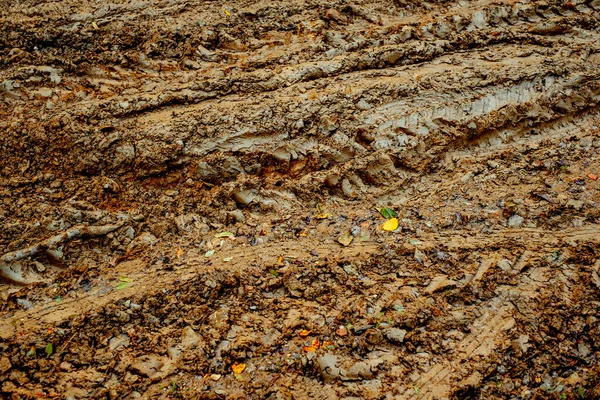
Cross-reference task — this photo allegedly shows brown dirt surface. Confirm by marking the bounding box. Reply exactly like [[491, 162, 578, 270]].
[[2, 0, 600, 398]]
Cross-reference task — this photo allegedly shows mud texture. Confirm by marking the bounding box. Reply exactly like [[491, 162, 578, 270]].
[[1, 0, 600, 398]]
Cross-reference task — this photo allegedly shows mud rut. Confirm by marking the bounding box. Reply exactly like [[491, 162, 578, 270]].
[[1, 0, 600, 398]]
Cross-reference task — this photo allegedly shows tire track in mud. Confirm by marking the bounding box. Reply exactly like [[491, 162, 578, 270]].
[[1, 0, 600, 398], [1, 225, 598, 397]]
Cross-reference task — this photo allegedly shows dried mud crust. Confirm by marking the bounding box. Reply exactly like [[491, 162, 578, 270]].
[[1, 0, 600, 398]]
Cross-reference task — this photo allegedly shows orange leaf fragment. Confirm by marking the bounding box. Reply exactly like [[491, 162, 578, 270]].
[[588, 173, 598, 181], [231, 363, 246, 374], [303, 346, 317, 353], [299, 329, 312, 337], [311, 338, 321, 348]]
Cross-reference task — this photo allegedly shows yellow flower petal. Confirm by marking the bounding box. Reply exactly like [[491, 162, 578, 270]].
[[382, 218, 399, 231]]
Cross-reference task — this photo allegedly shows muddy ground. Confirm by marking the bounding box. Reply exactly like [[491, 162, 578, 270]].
[[1, 0, 600, 398]]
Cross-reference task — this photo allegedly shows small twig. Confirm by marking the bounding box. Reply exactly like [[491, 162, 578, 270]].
[[0, 223, 123, 284], [1, 223, 122, 264]]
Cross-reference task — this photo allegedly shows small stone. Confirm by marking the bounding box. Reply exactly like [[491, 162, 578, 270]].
[[317, 354, 341, 382], [33, 261, 46, 272], [461, 171, 474, 183], [228, 209, 245, 223], [232, 189, 257, 206], [508, 215, 524, 227], [17, 298, 33, 310], [383, 328, 407, 343], [357, 99, 372, 110]]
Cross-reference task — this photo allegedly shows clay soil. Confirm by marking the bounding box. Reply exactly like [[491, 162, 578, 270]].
[[1, 0, 600, 399]]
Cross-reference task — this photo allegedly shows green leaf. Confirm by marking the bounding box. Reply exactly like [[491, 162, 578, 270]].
[[379, 207, 398, 219], [214, 232, 234, 238], [26, 347, 35, 357], [119, 276, 132, 283], [45, 343, 53, 358], [268, 268, 279, 277], [116, 282, 129, 290]]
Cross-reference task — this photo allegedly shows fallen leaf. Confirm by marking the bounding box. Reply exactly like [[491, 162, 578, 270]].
[[335, 327, 348, 337], [231, 363, 246, 374], [176, 248, 184, 259], [316, 213, 331, 219], [338, 232, 353, 246], [311, 338, 321, 348], [382, 218, 399, 231], [223, 256, 233, 262], [205, 250, 215, 257], [224, 8, 231, 16], [45, 343, 53, 358], [408, 239, 422, 245], [303, 346, 317, 353], [91, 21, 99, 30], [277, 256, 284, 265], [378, 207, 398, 219], [268, 268, 279, 277], [588, 173, 598, 181], [299, 329, 312, 337], [116, 276, 132, 290], [322, 340, 334, 347], [215, 232, 234, 238]]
